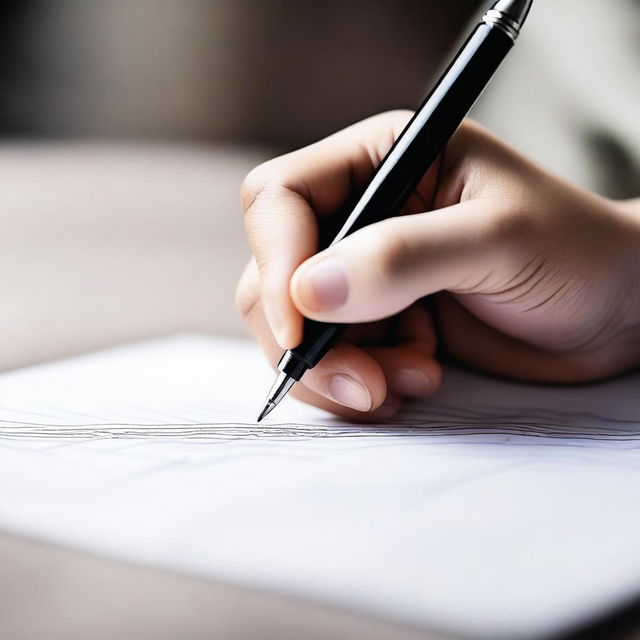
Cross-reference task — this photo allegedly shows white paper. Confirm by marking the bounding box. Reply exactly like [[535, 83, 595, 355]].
[[1, 335, 639, 640]]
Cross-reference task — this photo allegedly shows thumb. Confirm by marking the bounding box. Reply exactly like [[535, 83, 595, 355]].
[[290, 199, 527, 323]]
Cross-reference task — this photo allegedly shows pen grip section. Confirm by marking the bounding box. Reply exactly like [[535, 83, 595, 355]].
[[288, 319, 347, 372]]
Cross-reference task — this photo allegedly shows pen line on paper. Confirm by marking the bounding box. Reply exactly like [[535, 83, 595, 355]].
[[0, 423, 639, 443]]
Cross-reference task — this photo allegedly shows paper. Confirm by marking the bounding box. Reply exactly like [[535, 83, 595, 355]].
[[1, 335, 639, 639]]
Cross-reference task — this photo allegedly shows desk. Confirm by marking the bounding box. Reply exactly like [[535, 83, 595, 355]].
[[0, 532, 438, 640], [2, 533, 640, 640]]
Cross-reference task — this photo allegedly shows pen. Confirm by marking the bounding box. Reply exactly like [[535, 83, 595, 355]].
[[258, 0, 533, 422]]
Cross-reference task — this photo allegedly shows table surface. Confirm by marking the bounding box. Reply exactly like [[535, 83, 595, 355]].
[[0, 532, 442, 640], [3, 531, 640, 640]]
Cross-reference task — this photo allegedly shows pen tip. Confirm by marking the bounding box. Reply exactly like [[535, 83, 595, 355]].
[[258, 372, 297, 422], [257, 402, 275, 423]]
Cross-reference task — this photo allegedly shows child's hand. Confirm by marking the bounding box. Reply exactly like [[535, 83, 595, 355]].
[[237, 111, 640, 420]]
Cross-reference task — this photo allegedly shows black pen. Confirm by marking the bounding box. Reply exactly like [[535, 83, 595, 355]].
[[258, 0, 533, 422]]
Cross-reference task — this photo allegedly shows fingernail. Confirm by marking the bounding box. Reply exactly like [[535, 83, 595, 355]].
[[328, 374, 372, 412], [263, 300, 288, 348], [300, 258, 349, 311], [390, 369, 432, 397]]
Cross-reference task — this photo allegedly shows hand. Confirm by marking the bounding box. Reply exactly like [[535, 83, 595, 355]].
[[237, 111, 640, 420]]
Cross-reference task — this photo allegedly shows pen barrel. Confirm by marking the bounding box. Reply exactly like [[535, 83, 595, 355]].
[[284, 22, 514, 379], [332, 22, 513, 242]]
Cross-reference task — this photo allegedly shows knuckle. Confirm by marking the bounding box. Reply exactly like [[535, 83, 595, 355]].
[[240, 161, 280, 215], [457, 118, 500, 150], [446, 118, 483, 156], [484, 201, 536, 248], [240, 167, 265, 210], [364, 111, 415, 164], [369, 221, 412, 285], [445, 120, 503, 201], [235, 283, 257, 321], [364, 109, 413, 130], [379, 109, 414, 128], [234, 264, 260, 321], [457, 117, 486, 139]]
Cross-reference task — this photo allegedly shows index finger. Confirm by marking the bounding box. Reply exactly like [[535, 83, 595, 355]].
[[240, 110, 418, 349]]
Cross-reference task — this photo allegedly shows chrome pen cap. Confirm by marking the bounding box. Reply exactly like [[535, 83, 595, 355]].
[[492, 0, 532, 26], [484, 0, 533, 41]]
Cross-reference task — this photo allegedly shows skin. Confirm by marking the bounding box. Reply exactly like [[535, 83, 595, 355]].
[[237, 111, 640, 420]]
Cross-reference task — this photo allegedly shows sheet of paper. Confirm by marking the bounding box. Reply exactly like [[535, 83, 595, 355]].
[[0, 334, 639, 640]]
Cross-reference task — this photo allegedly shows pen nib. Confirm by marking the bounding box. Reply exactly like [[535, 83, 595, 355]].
[[256, 371, 297, 423], [257, 402, 276, 423]]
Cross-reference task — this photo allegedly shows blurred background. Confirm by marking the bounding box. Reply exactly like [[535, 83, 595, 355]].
[[0, 0, 637, 371], [0, 0, 476, 144]]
